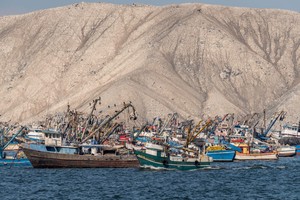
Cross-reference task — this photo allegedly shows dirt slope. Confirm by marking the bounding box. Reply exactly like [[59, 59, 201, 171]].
[[0, 3, 300, 123]]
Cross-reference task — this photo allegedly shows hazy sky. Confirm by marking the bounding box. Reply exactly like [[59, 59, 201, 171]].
[[1, 0, 300, 16]]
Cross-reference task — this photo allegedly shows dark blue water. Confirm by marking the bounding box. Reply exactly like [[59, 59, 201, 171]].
[[1, 157, 300, 200]]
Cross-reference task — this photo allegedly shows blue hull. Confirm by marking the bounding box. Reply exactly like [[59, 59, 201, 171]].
[[206, 150, 236, 162], [296, 145, 300, 155], [0, 158, 31, 167]]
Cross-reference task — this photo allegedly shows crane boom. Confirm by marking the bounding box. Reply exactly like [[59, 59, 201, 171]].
[[263, 111, 286, 136], [186, 119, 211, 147], [190, 120, 212, 142], [81, 103, 137, 144], [133, 123, 149, 141]]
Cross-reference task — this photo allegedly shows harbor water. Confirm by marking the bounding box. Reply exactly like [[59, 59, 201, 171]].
[[1, 157, 299, 200]]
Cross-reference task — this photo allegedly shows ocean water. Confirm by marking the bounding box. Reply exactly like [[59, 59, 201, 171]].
[[1, 157, 299, 200]]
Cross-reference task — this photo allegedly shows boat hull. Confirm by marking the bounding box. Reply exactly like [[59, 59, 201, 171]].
[[134, 150, 211, 170], [22, 146, 139, 168], [235, 152, 278, 160], [0, 158, 31, 167], [296, 145, 300, 155], [277, 147, 296, 157], [206, 150, 235, 162], [278, 152, 296, 157]]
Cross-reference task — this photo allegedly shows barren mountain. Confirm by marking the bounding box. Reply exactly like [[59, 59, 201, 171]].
[[0, 2, 300, 124]]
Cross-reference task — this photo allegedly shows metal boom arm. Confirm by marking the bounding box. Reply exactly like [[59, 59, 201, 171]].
[[81, 103, 137, 144]]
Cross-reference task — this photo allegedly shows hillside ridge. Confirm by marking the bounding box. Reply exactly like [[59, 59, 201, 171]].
[[0, 2, 300, 124]]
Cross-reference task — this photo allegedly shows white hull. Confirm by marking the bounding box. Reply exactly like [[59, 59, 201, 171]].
[[277, 146, 296, 157], [281, 134, 300, 138], [235, 152, 278, 160]]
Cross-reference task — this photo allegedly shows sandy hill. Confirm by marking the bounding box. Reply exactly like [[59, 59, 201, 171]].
[[0, 2, 300, 124]]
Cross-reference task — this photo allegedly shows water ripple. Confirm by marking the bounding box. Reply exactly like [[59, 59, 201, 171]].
[[0, 157, 300, 200]]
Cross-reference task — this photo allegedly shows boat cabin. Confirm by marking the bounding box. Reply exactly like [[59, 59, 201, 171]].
[[281, 124, 300, 137], [232, 125, 251, 136], [237, 144, 250, 154], [27, 128, 45, 142], [43, 130, 63, 146]]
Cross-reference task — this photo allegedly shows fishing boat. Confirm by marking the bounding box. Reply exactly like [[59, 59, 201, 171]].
[[235, 152, 278, 160], [234, 143, 278, 160], [21, 130, 139, 168], [0, 127, 31, 166], [1, 143, 31, 166], [277, 146, 296, 157], [134, 143, 212, 170], [281, 124, 300, 138], [21, 101, 142, 168], [206, 149, 235, 162], [206, 145, 235, 162]]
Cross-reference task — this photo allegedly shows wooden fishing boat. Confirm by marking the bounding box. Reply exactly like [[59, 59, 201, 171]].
[[234, 143, 278, 160], [134, 143, 212, 170], [21, 102, 142, 168], [21, 129, 139, 168], [21, 143, 138, 168], [235, 152, 278, 160]]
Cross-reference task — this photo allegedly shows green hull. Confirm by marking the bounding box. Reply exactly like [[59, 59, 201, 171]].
[[134, 150, 210, 170]]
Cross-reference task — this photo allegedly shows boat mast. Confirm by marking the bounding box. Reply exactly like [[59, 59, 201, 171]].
[[297, 121, 300, 138], [185, 119, 211, 148], [81, 97, 101, 140], [81, 102, 137, 144], [263, 109, 266, 130]]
